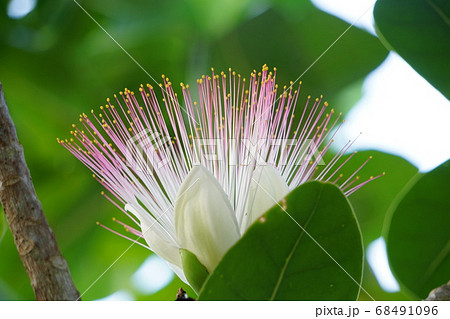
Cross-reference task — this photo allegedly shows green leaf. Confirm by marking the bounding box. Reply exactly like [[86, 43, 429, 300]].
[[180, 249, 209, 294], [374, 0, 450, 99], [199, 181, 363, 300], [329, 151, 418, 300], [386, 160, 450, 299]]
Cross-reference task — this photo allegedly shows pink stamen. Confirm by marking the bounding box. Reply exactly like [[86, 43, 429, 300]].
[[59, 65, 382, 248]]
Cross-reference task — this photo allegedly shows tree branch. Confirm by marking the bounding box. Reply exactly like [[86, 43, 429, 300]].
[[426, 281, 450, 301], [0, 81, 80, 300]]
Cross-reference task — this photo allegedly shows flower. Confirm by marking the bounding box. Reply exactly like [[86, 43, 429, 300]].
[[59, 65, 382, 290]]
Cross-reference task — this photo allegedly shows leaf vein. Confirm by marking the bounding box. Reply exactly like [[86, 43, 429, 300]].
[[269, 185, 323, 300], [426, 0, 450, 28]]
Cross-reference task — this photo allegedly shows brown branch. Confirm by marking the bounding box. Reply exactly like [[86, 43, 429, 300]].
[[426, 281, 450, 301], [0, 81, 80, 300]]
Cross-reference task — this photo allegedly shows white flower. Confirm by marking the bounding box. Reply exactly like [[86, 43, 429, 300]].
[[60, 65, 381, 290]]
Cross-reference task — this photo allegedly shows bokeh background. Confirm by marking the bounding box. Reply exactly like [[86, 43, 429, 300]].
[[0, 0, 448, 300]]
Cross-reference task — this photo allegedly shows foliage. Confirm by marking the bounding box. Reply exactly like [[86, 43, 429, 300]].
[[386, 160, 450, 299], [0, 0, 448, 300], [374, 0, 450, 99]]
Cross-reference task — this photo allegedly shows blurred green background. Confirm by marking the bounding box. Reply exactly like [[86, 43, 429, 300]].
[[0, 0, 448, 301]]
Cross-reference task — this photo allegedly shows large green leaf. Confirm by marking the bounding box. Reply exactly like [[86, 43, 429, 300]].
[[199, 181, 363, 300], [386, 160, 450, 299], [332, 151, 417, 300], [374, 0, 450, 99]]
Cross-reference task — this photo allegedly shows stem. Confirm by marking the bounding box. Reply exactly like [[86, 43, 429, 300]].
[[0, 81, 80, 300]]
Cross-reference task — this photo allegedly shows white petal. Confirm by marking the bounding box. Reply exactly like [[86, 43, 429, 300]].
[[175, 165, 240, 272], [242, 164, 290, 233], [125, 204, 182, 268], [140, 219, 183, 268], [166, 262, 188, 285]]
